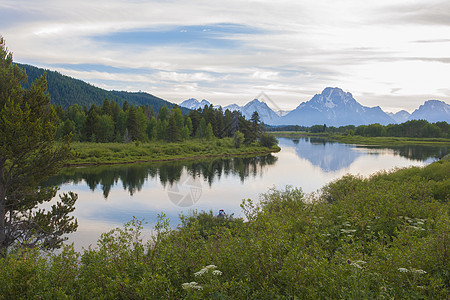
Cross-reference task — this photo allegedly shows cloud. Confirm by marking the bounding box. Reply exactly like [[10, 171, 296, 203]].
[[1, 0, 449, 112], [379, 0, 450, 26]]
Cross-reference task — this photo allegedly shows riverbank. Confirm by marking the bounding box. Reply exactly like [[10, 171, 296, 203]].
[[65, 139, 280, 166], [270, 131, 450, 146]]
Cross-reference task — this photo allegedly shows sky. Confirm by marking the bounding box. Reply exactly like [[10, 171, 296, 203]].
[[1, 0, 450, 113]]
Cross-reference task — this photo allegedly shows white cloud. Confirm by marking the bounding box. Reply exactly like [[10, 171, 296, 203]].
[[2, 0, 449, 111]]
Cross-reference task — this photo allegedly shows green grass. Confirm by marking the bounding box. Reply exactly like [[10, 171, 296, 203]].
[[329, 135, 450, 146], [66, 138, 281, 166]]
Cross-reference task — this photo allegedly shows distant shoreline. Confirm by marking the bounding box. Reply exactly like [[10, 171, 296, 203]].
[[270, 131, 450, 146]]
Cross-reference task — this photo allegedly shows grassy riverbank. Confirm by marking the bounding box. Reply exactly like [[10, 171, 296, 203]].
[[271, 131, 450, 146], [1, 159, 448, 298], [66, 138, 280, 166]]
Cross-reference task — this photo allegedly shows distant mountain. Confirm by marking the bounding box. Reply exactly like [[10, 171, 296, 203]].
[[179, 98, 280, 124], [240, 99, 280, 124], [276, 110, 290, 117], [388, 110, 411, 123], [408, 100, 450, 123], [223, 104, 241, 112], [179, 98, 211, 110], [16, 63, 188, 113], [277, 87, 395, 126]]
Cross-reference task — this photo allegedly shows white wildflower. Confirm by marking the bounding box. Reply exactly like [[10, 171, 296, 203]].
[[205, 264, 217, 270], [194, 269, 206, 277], [182, 283, 190, 289], [351, 262, 363, 269], [212, 270, 223, 276], [398, 268, 409, 273], [410, 268, 427, 275], [182, 282, 202, 290]]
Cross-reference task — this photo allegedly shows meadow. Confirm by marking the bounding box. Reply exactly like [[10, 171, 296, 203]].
[[66, 138, 280, 166]]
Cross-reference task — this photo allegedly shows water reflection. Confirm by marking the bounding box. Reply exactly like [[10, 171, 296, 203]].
[[279, 137, 447, 172], [45, 155, 278, 199], [44, 138, 448, 251]]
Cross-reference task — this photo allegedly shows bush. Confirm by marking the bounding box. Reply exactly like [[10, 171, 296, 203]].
[[233, 131, 244, 148], [259, 133, 278, 148]]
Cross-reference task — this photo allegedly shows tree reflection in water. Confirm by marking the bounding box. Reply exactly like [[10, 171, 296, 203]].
[[44, 155, 278, 199]]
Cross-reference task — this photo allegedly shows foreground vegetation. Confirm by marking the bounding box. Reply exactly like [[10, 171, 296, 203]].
[[1, 158, 448, 299], [66, 139, 280, 165]]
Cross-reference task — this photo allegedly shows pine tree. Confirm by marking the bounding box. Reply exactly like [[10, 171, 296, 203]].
[[205, 122, 214, 141], [0, 37, 77, 253], [167, 113, 181, 142], [196, 118, 207, 139], [147, 116, 157, 140], [127, 105, 140, 141]]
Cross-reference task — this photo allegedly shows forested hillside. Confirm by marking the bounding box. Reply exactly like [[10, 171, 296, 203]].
[[16, 63, 188, 113]]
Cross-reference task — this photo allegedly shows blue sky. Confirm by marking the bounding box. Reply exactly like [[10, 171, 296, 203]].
[[1, 0, 450, 112]]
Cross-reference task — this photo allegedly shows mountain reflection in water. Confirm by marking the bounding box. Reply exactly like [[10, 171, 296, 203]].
[[281, 137, 447, 172]]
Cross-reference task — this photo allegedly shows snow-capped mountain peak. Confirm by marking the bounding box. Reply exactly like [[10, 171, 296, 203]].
[[409, 100, 450, 122], [180, 89, 449, 126], [280, 87, 393, 126], [179, 98, 211, 110], [241, 99, 280, 124], [223, 104, 241, 112]]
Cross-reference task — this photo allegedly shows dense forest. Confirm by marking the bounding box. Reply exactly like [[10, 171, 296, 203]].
[[17, 63, 189, 113], [269, 120, 450, 138], [55, 100, 277, 148]]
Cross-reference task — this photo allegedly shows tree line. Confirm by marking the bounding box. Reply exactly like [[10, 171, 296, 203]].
[[55, 99, 277, 147], [269, 120, 450, 138]]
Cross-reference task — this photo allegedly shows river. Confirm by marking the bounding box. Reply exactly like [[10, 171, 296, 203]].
[[46, 137, 447, 251]]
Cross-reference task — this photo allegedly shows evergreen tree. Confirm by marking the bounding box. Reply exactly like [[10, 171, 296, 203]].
[[102, 98, 112, 116], [126, 105, 140, 141], [215, 107, 224, 138], [196, 118, 207, 139], [185, 117, 193, 137], [115, 110, 128, 142], [84, 104, 101, 142], [172, 106, 184, 131], [0, 38, 77, 253], [122, 100, 129, 112], [157, 119, 168, 140], [147, 116, 157, 140], [97, 115, 115, 142], [158, 105, 169, 122], [167, 113, 181, 142], [205, 122, 214, 141]]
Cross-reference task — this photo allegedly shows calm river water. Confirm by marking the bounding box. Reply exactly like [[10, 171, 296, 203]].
[[47, 137, 447, 251]]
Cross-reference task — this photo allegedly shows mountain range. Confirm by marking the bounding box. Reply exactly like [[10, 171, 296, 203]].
[[180, 87, 450, 126], [15, 64, 450, 126]]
